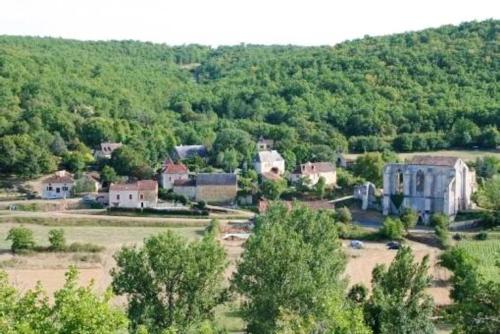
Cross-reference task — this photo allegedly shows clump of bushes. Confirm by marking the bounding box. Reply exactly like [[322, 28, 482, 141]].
[[399, 208, 418, 232], [379, 217, 405, 240], [67, 242, 104, 253], [108, 206, 209, 216], [48, 228, 66, 251], [6, 226, 35, 253], [158, 188, 189, 205], [431, 213, 451, 249], [206, 219, 221, 237], [6, 227, 104, 254], [474, 232, 488, 240], [335, 207, 352, 224]]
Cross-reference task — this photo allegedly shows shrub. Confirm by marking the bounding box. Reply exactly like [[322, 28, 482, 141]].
[[67, 242, 104, 253], [348, 283, 368, 304], [432, 213, 451, 249], [379, 217, 405, 240], [6, 226, 35, 253], [48, 229, 66, 251], [400, 207, 418, 231], [336, 207, 352, 224], [474, 232, 488, 240], [206, 219, 221, 237], [453, 233, 463, 241], [195, 200, 207, 210]]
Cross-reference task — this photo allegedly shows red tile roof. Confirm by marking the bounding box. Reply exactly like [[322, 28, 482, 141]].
[[162, 160, 189, 174], [110, 180, 158, 192]]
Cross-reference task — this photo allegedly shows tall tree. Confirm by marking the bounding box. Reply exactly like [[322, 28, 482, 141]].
[[365, 246, 434, 334], [232, 203, 364, 333], [0, 267, 128, 333], [353, 153, 385, 187], [111, 231, 227, 333], [439, 247, 500, 334]]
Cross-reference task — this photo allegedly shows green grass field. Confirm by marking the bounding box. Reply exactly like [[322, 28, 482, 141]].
[[0, 222, 204, 250], [457, 239, 500, 282]]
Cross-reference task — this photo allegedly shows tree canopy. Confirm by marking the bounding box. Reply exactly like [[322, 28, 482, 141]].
[[0, 20, 498, 176], [111, 230, 227, 333]]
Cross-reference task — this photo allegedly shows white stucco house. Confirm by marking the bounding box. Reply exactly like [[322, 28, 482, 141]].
[[254, 150, 285, 175], [160, 159, 189, 190], [41, 170, 75, 199], [109, 180, 158, 209]]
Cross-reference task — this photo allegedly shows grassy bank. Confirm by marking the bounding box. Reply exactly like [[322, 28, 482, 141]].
[[0, 216, 210, 228]]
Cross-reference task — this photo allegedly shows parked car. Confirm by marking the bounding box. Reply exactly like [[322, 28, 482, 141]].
[[386, 241, 400, 250], [350, 240, 364, 249]]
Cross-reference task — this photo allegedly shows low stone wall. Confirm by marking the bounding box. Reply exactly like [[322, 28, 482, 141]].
[[449, 219, 482, 231]]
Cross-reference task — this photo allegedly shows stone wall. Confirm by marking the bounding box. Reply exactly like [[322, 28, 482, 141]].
[[196, 185, 237, 203]]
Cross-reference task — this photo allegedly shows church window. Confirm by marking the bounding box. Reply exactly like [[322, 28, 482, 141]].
[[396, 170, 404, 193], [416, 170, 425, 192]]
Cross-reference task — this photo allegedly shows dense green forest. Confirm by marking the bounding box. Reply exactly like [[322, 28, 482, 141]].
[[0, 20, 498, 176]]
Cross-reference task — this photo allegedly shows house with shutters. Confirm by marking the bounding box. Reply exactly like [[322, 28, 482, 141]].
[[41, 170, 75, 199], [290, 162, 336, 187], [109, 180, 158, 208], [160, 159, 189, 190]]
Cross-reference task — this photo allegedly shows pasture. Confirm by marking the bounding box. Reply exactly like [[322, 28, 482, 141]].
[[457, 238, 500, 282]]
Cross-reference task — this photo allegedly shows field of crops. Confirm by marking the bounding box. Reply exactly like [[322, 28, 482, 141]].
[[457, 239, 500, 282]]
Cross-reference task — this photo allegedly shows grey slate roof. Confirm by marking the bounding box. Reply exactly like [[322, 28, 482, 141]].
[[173, 145, 207, 160], [196, 173, 237, 186], [255, 150, 284, 163], [409, 156, 459, 167]]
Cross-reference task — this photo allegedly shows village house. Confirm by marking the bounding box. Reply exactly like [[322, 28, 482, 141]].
[[160, 159, 189, 190], [173, 173, 238, 204], [290, 161, 336, 187], [41, 170, 75, 199], [254, 150, 285, 175], [171, 145, 207, 161], [382, 156, 476, 224], [94, 142, 123, 159], [109, 180, 158, 209]]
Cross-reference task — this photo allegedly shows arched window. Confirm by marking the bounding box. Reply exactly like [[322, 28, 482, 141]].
[[396, 170, 404, 193], [416, 170, 425, 193]]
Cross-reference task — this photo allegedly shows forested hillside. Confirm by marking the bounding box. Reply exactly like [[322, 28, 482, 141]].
[[0, 20, 498, 176]]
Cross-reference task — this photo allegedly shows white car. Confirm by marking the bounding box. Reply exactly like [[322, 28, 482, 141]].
[[350, 240, 364, 249]]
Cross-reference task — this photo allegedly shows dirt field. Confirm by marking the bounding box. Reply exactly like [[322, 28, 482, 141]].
[[0, 221, 451, 308], [0, 223, 204, 299], [343, 240, 451, 305]]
